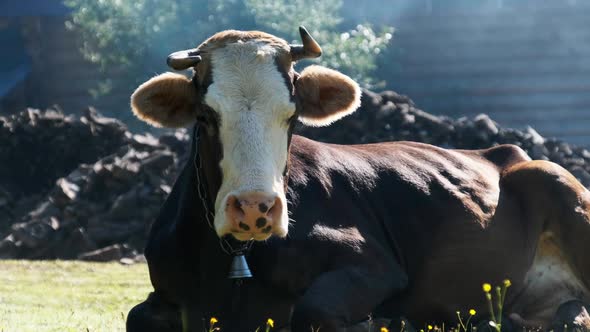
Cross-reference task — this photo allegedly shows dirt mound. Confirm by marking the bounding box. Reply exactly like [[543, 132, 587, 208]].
[[1, 91, 589, 260], [0, 107, 128, 198], [0, 129, 188, 260]]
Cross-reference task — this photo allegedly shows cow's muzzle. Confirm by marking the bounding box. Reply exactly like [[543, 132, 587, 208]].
[[223, 191, 283, 241]]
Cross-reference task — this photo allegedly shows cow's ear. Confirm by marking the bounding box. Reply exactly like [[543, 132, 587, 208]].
[[295, 65, 361, 127], [131, 72, 198, 128]]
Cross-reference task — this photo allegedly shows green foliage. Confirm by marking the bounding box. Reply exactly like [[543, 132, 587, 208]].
[[64, 0, 253, 85], [244, 0, 342, 33], [245, 0, 393, 88]]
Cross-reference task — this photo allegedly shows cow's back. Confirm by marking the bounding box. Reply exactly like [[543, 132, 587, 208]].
[[288, 136, 530, 230], [287, 136, 535, 322]]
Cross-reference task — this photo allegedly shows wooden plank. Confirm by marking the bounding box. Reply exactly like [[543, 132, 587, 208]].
[[392, 6, 590, 29], [398, 86, 590, 99], [393, 44, 590, 66], [540, 127, 590, 138], [392, 76, 590, 96], [390, 58, 590, 79], [396, 19, 588, 38], [343, 0, 590, 22], [492, 116, 590, 128], [547, 136, 590, 147], [395, 27, 590, 49], [482, 109, 590, 122]]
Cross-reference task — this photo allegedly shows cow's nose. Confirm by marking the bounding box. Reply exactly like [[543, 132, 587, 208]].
[[225, 192, 282, 235]]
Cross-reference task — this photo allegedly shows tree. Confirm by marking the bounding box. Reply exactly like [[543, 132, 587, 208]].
[[245, 0, 393, 87], [64, 0, 253, 93]]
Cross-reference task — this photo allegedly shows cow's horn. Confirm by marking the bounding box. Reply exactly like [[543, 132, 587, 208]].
[[290, 26, 322, 61], [166, 48, 202, 70]]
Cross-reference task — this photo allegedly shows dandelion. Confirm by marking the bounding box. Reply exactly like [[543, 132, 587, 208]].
[[428, 325, 433, 330], [481, 280, 512, 332], [265, 318, 274, 332], [208, 317, 219, 332], [381, 327, 389, 332], [457, 309, 476, 332]]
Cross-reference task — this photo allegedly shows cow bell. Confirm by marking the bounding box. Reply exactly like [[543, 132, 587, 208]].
[[228, 253, 252, 279]]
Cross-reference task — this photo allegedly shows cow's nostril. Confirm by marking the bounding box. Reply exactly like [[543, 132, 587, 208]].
[[256, 217, 267, 228], [226, 195, 246, 220], [259, 202, 268, 213]]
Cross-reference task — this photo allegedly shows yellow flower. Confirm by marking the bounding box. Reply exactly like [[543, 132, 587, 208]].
[[428, 325, 433, 330], [210, 317, 218, 325], [266, 318, 274, 328], [503, 279, 512, 287], [469, 309, 476, 316], [381, 327, 389, 332], [482, 283, 492, 292]]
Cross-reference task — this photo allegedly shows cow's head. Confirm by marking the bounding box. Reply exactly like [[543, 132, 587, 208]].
[[131, 27, 360, 241]]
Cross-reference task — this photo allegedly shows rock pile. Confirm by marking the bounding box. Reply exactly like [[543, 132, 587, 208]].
[[0, 107, 128, 198], [1, 90, 589, 260], [0, 128, 188, 260], [0, 108, 129, 235]]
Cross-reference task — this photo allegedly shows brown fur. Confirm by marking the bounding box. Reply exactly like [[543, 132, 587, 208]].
[[130, 72, 198, 128], [295, 65, 361, 127]]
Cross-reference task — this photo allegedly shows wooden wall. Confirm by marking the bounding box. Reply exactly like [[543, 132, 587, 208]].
[[345, 0, 590, 146]]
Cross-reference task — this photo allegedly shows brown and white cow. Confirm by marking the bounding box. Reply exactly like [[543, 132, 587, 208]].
[[131, 27, 358, 242], [126, 27, 590, 332]]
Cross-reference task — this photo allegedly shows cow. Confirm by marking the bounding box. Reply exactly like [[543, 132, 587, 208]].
[[125, 27, 590, 332]]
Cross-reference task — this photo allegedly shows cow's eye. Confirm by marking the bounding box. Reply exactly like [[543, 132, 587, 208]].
[[196, 115, 208, 124]]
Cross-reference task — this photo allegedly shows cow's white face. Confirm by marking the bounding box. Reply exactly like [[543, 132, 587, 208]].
[[130, 28, 361, 241], [205, 42, 294, 240]]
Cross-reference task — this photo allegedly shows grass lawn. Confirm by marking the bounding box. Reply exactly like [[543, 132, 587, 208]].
[[0, 260, 152, 332]]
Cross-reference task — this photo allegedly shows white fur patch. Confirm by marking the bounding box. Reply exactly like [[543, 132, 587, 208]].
[[510, 232, 590, 327], [204, 41, 294, 237]]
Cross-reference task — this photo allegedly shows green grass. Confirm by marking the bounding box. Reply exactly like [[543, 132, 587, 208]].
[[0, 262, 525, 332], [0, 260, 152, 332]]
